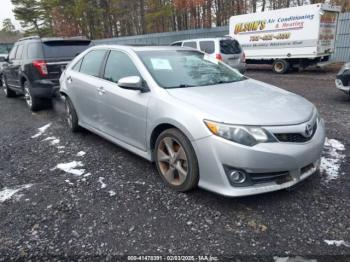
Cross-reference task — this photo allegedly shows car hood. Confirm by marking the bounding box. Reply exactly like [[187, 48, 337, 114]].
[[166, 79, 315, 126]]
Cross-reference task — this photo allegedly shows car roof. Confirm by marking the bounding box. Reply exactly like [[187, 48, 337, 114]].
[[92, 45, 196, 52]]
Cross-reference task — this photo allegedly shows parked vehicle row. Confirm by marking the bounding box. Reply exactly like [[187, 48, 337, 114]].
[[1, 37, 327, 197], [1, 36, 91, 111]]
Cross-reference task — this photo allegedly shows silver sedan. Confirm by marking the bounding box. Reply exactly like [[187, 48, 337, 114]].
[[59, 45, 326, 197]]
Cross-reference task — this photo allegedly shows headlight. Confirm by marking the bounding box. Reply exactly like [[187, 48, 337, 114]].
[[204, 120, 277, 146]]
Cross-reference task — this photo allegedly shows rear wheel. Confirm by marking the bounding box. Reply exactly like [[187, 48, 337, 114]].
[[155, 128, 199, 192], [272, 59, 290, 74], [2, 75, 16, 97], [24, 82, 42, 111], [65, 96, 80, 132]]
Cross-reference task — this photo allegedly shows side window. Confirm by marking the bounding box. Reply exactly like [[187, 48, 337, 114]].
[[72, 58, 83, 72], [80, 50, 106, 77], [199, 41, 215, 54], [183, 41, 197, 49], [104, 51, 140, 83], [15, 44, 24, 60], [27, 43, 44, 59], [8, 45, 18, 61]]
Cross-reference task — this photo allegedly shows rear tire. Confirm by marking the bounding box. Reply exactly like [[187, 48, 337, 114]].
[[272, 59, 290, 74], [154, 128, 199, 192], [2, 75, 16, 97], [24, 81, 44, 111], [65, 96, 80, 132]]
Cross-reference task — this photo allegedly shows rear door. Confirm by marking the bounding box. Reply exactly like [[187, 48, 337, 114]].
[[219, 39, 242, 67], [42, 40, 91, 82], [65, 49, 107, 128]]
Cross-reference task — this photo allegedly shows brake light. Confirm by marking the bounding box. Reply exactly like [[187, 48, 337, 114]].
[[33, 60, 48, 76], [241, 52, 246, 63], [215, 54, 223, 61]]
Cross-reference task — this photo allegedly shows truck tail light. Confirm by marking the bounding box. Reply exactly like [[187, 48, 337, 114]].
[[33, 60, 48, 76], [241, 52, 246, 63], [215, 53, 223, 61]]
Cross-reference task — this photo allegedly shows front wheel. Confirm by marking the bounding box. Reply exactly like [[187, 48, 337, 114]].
[[154, 128, 199, 192], [2, 75, 16, 97]]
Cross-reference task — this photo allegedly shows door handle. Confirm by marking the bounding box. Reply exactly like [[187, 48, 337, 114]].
[[97, 86, 106, 95], [67, 76, 73, 83]]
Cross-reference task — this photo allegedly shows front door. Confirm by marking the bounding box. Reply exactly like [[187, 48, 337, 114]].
[[98, 50, 150, 151]]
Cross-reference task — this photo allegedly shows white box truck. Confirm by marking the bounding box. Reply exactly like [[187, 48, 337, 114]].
[[229, 4, 341, 73]]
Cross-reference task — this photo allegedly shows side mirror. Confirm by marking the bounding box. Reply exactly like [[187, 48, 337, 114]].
[[118, 76, 148, 92]]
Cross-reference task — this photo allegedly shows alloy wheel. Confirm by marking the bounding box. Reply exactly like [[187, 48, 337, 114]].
[[157, 137, 188, 186], [24, 87, 32, 108]]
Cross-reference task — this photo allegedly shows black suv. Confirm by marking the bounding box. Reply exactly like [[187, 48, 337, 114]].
[[2, 36, 91, 111]]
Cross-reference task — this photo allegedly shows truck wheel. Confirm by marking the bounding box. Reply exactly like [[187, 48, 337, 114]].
[[272, 59, 290, 74], [24, 81, 43, 111]]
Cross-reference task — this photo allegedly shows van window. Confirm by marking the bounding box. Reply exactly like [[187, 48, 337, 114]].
[[220, 39, 241, 54], [199, 41, 215, 54], [183, 41, 197, 49], [80, 50, 106, 77]]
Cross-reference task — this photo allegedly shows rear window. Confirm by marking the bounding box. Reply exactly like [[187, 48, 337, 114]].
[[42, 41, 91, 59], [220, 39, 241, 54]]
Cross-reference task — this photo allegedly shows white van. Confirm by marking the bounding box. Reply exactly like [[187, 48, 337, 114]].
[[171, 37, 246, 74]]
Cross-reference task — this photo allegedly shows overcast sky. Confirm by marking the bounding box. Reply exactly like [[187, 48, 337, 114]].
[[0, 0, 21, 30]]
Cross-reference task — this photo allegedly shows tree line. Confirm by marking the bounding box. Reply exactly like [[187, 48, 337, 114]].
[[10, 0, 350, 39]]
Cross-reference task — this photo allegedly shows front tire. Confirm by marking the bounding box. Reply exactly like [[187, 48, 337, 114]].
[[65, 96, 80, 132], [154, 128, 199, 192], [2, 75, 16, 97]]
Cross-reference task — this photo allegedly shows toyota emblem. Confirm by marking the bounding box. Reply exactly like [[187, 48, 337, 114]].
[[305, 124, 313, 138]]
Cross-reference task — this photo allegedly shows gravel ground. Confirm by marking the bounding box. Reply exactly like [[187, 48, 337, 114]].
[[0, 67, 349, 261]]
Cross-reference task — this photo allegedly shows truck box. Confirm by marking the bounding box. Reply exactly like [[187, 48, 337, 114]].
[[229, 4, 341, 73]]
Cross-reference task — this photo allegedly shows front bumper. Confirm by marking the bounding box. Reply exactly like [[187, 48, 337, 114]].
[[193, 119, 326, 197], [335, 78, 350, 95]]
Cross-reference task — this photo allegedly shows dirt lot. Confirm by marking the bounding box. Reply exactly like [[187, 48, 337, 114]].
[[0, 67, 349, 261]]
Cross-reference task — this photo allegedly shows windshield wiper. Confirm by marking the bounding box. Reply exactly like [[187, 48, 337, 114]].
[[168, 84, 195, 89]]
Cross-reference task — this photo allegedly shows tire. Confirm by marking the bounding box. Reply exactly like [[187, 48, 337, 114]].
[[2, 74, 16, 98], [65, 96, 80, 132], [24, 81, 44, 111], [272, 59, 290, 74], [154, 128, 199, 192]]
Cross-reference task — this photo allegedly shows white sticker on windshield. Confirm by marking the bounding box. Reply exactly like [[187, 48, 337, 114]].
[[150, 58, 172, 70]]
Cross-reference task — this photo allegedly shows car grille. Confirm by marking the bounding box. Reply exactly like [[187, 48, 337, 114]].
[[274, 122, 317, 143]]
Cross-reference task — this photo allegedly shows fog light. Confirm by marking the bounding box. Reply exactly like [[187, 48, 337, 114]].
[[228, 170, 247, 184]]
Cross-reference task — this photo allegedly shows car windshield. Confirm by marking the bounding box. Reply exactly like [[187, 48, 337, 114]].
[[136, 50, 245, 89]]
